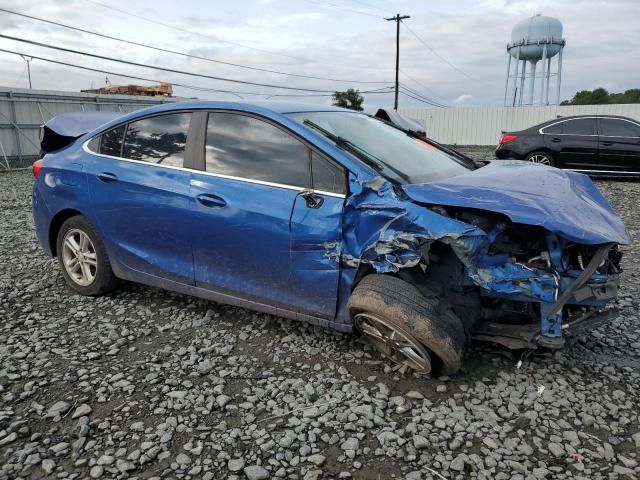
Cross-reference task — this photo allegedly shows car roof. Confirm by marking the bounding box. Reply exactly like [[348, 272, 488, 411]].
[[159, 99, 354, 114], [538, 114, 638, 126]]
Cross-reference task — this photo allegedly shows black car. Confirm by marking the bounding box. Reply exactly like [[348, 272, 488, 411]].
[[495, 115, 640, 175]]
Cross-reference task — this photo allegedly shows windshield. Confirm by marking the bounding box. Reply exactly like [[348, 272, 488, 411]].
[[288, 111, 470, 184]]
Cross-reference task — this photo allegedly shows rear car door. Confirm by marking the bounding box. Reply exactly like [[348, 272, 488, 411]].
[[85, 112, 196, 285], [190, 111, 344, 319], [598, 118, 640, 172], [542, 118, 598, 169]]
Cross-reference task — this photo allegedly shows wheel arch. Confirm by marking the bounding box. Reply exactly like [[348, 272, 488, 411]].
[[49, 209, 83, 257]]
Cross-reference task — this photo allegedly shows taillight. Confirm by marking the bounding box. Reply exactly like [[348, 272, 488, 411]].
[[500, 134, 518, 145], [32, 159, 43, 178]]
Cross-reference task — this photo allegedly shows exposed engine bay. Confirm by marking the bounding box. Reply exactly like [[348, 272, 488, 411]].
[[414, 206, 623, 349]]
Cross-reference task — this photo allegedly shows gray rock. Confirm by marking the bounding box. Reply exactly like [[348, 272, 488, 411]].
[[278, 430, 296, 448], [46, 401, 70, 418], [71, 403, 92, 419], [116, 459, 135, 472], [307, 454, 326, 466], [96, 455, 114, 466], [90, 466, 104, 478], [41, 459, 55, 474], [413, 435, 429, 449], [618, 456, 638, 468], [244, 465, 270, 480], [341, 437, 359, 451], [228, 458, 245, 472], [450, 455, 465, 471], [548, 443, 565, 458]]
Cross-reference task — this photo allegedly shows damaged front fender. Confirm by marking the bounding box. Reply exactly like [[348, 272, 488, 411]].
[[342, 172, 625, 343]]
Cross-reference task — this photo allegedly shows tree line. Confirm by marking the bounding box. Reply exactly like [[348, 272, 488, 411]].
[[561, 88, 640, 105]]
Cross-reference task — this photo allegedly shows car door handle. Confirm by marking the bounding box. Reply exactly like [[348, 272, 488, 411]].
[[551, 138, 561, 143], [96, 172, 118, 183], [196, 193, 226, 208], [602, 141, 613, 146], [300, 190, 324, 209]]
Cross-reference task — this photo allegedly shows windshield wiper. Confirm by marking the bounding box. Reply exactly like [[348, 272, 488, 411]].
[[303, 119, 410, 183]]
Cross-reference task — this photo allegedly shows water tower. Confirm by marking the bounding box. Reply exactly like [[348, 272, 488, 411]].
[[503, 14, 566, 106]]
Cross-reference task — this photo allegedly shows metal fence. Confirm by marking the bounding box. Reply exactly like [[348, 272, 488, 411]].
[[400, 104, 640, 146], [0, 87, 180, 170]]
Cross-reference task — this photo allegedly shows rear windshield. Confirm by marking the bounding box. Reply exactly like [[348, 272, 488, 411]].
[[287, 111, 470, 184]]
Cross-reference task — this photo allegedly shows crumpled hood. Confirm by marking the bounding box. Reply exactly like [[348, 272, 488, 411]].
[[403, 160, 631, 245]]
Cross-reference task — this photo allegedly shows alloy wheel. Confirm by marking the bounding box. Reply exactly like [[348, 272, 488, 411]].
[[61, 228, 98, 286], [354, 312, 432, 372], [528, 154, 551, 165]]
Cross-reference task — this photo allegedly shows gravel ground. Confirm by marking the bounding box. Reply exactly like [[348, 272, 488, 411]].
[[1, 160, 639, 480]]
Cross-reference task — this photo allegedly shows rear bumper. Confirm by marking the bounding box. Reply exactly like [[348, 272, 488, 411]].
[[494, 147, 523, 160], [32, 181, 53, 257]]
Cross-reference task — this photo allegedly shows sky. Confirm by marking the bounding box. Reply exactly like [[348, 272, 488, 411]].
[[0, 0, 638, 109]]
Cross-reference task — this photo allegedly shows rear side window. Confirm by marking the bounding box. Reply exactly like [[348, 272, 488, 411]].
[[205, 113, 310, 188], [122, 113, 191, 167], [561, 118, 596, 135], [312, 151, 346, 194], [99, 125, 125, 157], [543, 122, 563, 134], [600, 119, 640, 137]]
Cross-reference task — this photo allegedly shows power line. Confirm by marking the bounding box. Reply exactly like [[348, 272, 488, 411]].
[[0, 48, 253, 98], [398, 90, 445, 107], [399, 70, 449, 105], [0, 47, 394, 100], [348, 0, 389, 14], [402, 22, 484, 84], [398, 86, 445, 107], [399, 83, 447, 107], [81, 0, 314, 64], [0, 34, 383, 93], [0, 7, 391, 85], [302, 0, 382, 18]]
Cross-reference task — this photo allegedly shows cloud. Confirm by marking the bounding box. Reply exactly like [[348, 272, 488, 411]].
[[0, 0, 637, 108], [453, 94, 473, 104]]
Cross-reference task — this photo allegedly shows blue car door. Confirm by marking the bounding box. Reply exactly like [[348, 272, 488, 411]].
[[190, 111, 344, 318], [84, 111, 196, 285]]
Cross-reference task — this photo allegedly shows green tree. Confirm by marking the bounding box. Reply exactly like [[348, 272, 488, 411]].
[[561, 87, 640, 105], [332, 89, 364, 111]]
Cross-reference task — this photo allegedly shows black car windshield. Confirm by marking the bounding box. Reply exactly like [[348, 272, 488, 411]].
[[287, 111, 470, 184]]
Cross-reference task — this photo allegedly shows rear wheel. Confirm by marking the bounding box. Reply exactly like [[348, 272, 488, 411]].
[[348, 274, 466, 375], [56, 216, 118, 296], [525, 151, 555, 166]]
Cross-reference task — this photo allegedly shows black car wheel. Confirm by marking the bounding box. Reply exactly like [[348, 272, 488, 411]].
[[348, 274, 466, 375], [56, 215, 118, 296], [525, 151, 555, 166]]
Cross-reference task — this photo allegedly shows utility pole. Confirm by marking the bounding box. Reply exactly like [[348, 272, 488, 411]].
[[386, 13, 410, 110], [20, 55, 32, 88]]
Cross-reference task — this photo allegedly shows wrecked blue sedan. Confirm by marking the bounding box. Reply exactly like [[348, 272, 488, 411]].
[[32, 101, 630, 375]]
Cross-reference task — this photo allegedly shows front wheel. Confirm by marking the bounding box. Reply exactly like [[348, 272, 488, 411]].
[[348, 274, 466, 375], [56, 215, 118, 296], [525, 151, 555, 166]]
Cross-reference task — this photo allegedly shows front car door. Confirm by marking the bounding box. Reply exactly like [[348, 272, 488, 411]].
[[542, 117, 598, 169], [85, 111, 196, 285], [598, 117, 640, 173], [190, 111, 344, 319]]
